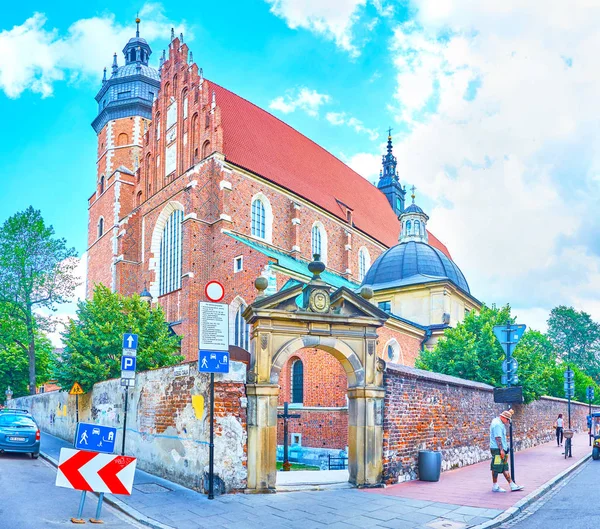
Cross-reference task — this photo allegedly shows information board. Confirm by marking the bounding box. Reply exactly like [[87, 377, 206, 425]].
[[198, 302, 229, 352]]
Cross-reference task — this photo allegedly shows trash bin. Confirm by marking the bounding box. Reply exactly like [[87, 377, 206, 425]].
[[418, 450, 442, 482]]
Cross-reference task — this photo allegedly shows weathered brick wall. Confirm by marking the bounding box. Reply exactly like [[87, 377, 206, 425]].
[[12, 361, 247, 494], [383, 364, 600, 483]]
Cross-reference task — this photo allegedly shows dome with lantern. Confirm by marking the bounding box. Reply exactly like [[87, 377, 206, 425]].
[[361, 191, 470, 294]]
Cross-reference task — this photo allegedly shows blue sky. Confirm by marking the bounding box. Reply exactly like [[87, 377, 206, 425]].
[[2, 1, 600, 335]]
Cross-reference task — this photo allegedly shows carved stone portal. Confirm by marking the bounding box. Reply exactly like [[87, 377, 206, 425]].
[[243, 259, 389, 492]]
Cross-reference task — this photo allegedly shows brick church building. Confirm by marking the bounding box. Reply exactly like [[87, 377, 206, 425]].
[[87, 22, 480, 463]]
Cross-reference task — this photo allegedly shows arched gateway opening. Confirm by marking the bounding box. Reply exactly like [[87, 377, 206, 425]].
[[243, 257, 389, 492]]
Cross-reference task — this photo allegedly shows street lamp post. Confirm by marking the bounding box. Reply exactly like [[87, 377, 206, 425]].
[[5, 386, 13, 406]]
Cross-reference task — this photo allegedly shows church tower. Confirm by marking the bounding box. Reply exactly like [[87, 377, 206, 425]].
[[87, 19, 161, 296], [377, 130, 406, 216]]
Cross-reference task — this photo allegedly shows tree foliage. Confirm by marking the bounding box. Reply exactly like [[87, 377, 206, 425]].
[[547, 305, 600, 382], [416, 305, 585, 404], [0, 335, 55, 399], [55, 285, 183, 391], [0, 207, 78, 394]]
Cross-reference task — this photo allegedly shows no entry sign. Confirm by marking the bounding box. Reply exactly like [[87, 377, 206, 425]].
[[205, 280, 225, 302], [56, 448, 137, 495]]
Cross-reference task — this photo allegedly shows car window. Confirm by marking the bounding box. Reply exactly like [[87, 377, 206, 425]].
[[0, 415, 36, 428]]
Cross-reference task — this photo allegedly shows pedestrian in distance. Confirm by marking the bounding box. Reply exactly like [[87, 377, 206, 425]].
[[490, 410, 524, 493], [554, 413, 564, 447]]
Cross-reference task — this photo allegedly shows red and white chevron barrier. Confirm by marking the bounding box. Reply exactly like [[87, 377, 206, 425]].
[[56, 448, 137, 495]]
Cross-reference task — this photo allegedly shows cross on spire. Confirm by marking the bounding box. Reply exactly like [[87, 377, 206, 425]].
[[135, 14, 140, 38], [387, 126, 393, 138], [410, 185, 416, 203]]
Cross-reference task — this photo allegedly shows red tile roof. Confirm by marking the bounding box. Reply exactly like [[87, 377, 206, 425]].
[[209, 81, 452, 259]]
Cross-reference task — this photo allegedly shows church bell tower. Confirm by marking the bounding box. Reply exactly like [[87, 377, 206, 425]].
[[86, 18, 161, 297]]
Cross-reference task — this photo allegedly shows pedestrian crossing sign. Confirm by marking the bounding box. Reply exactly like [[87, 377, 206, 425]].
[[69, 382, 85, 395]]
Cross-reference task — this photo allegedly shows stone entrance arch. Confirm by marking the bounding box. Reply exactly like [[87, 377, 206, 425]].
[[243, 258, 389, 492]]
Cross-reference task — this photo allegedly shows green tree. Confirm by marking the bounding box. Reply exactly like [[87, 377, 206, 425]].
[[0, 207, 78, 394], [546, 363, 600, 406], [416, 305, 558, 403], [55, 285, 183, 391], [0, 335, 55, 399], [547, 306, 600, 382]]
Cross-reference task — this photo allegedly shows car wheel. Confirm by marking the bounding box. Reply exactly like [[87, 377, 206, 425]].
[[31, 452, 39, 459], [592, 447, 600, 461]]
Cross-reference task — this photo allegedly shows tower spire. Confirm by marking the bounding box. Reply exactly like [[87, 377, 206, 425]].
[[377, 128, 406, 216], [136, 14, 140, 38]]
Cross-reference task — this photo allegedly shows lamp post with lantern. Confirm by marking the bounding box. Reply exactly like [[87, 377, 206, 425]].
[[5, 386, 13, 406]]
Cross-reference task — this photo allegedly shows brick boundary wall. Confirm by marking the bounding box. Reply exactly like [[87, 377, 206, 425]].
[[11, 361, 247, 494], [383, 363, 600, 483]]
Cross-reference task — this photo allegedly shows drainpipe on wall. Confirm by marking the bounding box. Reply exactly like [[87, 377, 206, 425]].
[[420, 329, 432, 350]]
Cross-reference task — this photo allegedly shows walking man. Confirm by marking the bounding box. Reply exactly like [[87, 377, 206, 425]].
[[490, 410, 524, 492]]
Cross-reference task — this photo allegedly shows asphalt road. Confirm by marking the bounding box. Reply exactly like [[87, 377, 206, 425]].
[[0, 452, 142, 528], [507, 458, 600, 529]]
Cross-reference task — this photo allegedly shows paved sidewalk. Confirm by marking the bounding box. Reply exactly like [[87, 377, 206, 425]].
[[41, 432, 590, 529], [368, 432, 590, 511]]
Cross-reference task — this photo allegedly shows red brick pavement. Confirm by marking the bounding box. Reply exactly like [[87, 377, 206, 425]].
[[366, 432, 590, 509]]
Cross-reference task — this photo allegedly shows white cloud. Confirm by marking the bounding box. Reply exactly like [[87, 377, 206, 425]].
[[326, 111, 346, 125], [326, 111, 379, 140], [385, 0, 600, 325], [269, 87, 331, 117], [345, 152, 381, 182], [0, 5, 186, 98], [265, 0, 367, 56]]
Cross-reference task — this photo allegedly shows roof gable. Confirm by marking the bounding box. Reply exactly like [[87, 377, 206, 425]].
[[208, 80, 452, 259]]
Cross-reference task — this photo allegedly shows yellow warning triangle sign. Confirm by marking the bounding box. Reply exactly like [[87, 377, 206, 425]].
[[69, 382, 85, 395]]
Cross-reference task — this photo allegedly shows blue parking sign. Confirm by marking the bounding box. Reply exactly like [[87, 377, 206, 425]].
[[122, 333, 138, 350], [74, 422, 117, 454], [121, 355, 136, 372], [198, 350, 230, 373]]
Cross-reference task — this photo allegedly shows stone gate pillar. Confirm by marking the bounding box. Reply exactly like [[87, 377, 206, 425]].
[[347, 387, 385, 487], [246, 383, 279, 492]]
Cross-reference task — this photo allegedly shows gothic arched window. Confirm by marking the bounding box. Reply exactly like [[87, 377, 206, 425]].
[[234, 305, 249, 350], [250, 194, 273, 242], [97, 217, 104, 238], [311, 223, 327, 264], [251, 199, 265, 239], [358, 247, 371, 282], [202, 140, 211, 159], [99, 176, 105, 195], [311, 225, 321, 257], [291, 359, 303, 404], [158, 209, 184, 296]]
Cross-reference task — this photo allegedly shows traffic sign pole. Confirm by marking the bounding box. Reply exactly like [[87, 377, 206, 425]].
[[198, 296, 229, 499], [120, 332, 138, 456], [505, 322, 516, 483], [122, 389, 129, 456], [493, 321, 527, 483], [208, 372, 215, 500], [588, 386, 595, 447]]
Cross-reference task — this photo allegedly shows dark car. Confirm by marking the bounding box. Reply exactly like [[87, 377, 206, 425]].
[[0, 412, 40, 458]]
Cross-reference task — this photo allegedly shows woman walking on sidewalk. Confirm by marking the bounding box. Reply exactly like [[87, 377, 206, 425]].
[[554, 413, 564, 447]]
